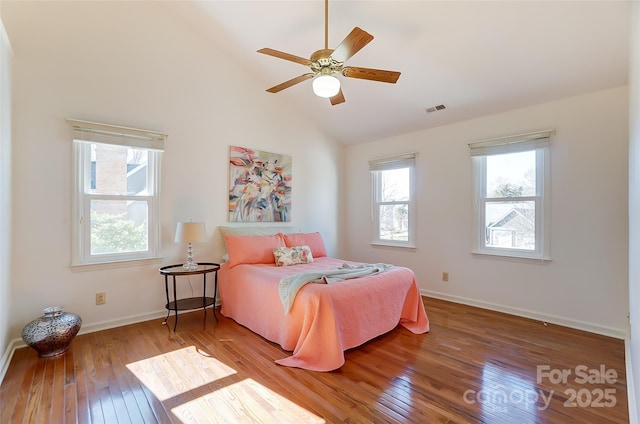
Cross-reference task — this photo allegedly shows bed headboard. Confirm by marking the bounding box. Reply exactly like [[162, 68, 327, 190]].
[[218, 226, 300, 238]]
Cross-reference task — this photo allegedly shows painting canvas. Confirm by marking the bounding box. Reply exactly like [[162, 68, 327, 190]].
[[228, 146, 292, 222]]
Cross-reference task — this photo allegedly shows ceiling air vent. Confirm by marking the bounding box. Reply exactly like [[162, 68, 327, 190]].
[[426, 104, 446, 113]]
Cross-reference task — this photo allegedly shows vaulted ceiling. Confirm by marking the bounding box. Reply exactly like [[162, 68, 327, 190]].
[[164, 1, 630, 145]]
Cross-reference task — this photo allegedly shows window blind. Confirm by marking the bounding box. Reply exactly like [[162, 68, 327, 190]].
[[68, 119, 166, 151], [369, 153, 416, 171], [468, 129, 553, 157]]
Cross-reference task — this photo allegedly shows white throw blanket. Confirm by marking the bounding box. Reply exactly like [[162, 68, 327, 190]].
[[278, 262, 392, 314]]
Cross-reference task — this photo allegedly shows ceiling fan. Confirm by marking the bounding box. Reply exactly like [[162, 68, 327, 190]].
[[257, 0, 401, 106]]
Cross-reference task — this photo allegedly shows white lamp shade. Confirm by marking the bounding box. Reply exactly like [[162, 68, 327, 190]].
[[175, 222, 207, 243], [312, 74, 340, 98]]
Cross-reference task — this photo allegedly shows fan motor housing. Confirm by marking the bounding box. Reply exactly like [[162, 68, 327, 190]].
[[310, 49, 333, 62], [310, 49, 344, 74]]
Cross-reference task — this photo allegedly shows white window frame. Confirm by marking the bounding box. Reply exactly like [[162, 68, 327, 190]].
[[69, 119, 165, 268], [470, 130, 552, 260], [370, 153, 416, 248]]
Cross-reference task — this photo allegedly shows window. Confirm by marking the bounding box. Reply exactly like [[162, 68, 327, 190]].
[[470, 130, 552, 260], [370, 153, 416, 247], [70, 120, 165, 266]]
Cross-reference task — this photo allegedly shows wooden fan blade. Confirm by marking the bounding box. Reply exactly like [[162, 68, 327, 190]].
[[330, 88, 345, 106], [343, 66, 401, 83], [266, 73, 315, 93], [330, 27, 374, 63], [257, 48, 312, 66]]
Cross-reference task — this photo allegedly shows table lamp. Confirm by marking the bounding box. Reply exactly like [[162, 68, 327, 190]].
[[175, 222, 207, 270]]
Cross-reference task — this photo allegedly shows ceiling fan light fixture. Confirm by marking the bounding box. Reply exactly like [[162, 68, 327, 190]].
[[312, 74, 340, 98], [258, 0, 399, 105]]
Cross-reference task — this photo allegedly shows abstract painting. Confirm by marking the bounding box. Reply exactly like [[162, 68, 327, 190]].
[[228, 146, 292, 222]]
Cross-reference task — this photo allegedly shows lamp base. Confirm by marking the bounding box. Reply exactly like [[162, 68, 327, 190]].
[[183, 261, 198, 271], [183, 243, 198, 270]]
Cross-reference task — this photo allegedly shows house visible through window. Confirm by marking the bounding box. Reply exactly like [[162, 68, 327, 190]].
[[70, 120, 165, 266], [370, 153, 416, 247], [470, 130, 552, 260]]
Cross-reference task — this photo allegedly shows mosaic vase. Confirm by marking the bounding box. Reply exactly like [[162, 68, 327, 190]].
[[21, 306, 82, 358]]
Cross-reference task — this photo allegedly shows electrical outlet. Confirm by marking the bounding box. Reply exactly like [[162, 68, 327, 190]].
[[442, 272, 449, 282], [96, 292, 106, 305]]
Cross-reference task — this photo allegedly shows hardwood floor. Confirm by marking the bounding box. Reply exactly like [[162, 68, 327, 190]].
[[0, 297, 628, 423]]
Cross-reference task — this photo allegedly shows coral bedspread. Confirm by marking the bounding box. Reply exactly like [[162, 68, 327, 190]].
[[219, 257, 429, 371]]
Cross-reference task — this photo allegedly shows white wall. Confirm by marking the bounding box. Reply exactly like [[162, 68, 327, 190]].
[[0, 16, 12, 380], [628, 1, 640, 421], [345, 87, 629, 337], [2, 2, 343, 343], [2, 0, 632, 383]]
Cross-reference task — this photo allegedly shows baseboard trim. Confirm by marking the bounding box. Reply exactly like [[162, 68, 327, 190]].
[[77, 309, 167, 336], [0, 309, 167, 385], [0, 338, 20, 384], [627, 337, 638, 424], [422, 289, 626, 339]]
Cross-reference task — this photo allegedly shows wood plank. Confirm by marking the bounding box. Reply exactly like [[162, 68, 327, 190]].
[[21, 353, 45, 423], [81, 332, 103, 424], [49, 355, 66, 423], [0, 297, 628, 423], [64, 349, 79, 424], [103, 330, 147, 424], [74, 339, 92, 424], [0, 347, 32, 423], [122, 324, 172, 424]]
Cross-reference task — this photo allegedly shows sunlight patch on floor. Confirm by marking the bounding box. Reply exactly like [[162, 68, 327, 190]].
[[126, 346, 237, 401], [126, 346, 324, 423], [171, 378, 325, 424]]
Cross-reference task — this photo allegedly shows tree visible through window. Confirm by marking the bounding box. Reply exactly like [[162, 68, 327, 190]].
[[89, 143, 149, 255], [485, 151, 536, 250], [470, 131, 551, 260], [379, 168, 410, 241], [70, 120, 165, 266]]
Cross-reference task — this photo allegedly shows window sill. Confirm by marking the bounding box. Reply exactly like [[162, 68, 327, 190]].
[[70, 257, 163, 272], [471, 251, 551, 264], [370, 242, 416, 250]]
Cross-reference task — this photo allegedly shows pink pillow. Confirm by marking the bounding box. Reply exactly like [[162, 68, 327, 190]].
[[224, 234, 285, 267], [282, 232, 327, 257]]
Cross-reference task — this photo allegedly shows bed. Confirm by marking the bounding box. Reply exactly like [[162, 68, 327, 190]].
[[218, 228, 429, 371]]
